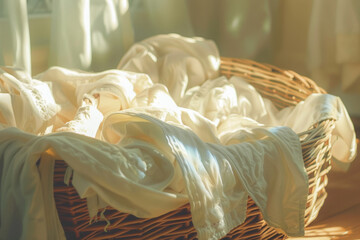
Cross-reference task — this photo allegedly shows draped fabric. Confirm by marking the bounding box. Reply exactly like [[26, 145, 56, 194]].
[[308, 0, 360, 93], [0, 1, 359, 239], [1, 0, 31, 74], [0, 35, 316, 239], [1, 0, 360, 102], [49, 0, 134, 71]]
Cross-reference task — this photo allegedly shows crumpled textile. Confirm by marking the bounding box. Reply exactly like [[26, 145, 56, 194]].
[[103, 112, 307, 238], [0, 66, 59, 134], [0, 111, 307, 240], [116, 34, 357, 166], [0, 34, 357, 240], [117, 34, 220, 103], [56, 94, 103, 137], [34, 66, 152, 130], [180, 75, 357, 165]]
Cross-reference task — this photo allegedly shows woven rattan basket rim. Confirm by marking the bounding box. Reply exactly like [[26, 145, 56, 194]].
[[220, 57, 326, 109]]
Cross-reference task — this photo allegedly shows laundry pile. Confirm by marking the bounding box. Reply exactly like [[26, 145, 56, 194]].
[[0, 34, 356, 240]]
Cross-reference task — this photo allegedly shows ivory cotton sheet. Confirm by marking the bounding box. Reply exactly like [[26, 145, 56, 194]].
[[0, 34, 356, 240]]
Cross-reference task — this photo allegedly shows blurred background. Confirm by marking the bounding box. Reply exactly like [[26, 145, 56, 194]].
[[1, 1, 360, 238], [1, 0, 360, 117]]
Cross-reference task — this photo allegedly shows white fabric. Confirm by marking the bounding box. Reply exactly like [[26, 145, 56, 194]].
[[0, 134, 66, 240], [2, 0, 31, 74], [3, 0, 360, 99], [116, 35, 357, 166], [0, 34, 356, 240], [180, 76, 357, 165], [0, 66, 59, 134], [33, 66, 151, 130], [49, 0, 134, 71], [0, 113, 307, 240], [102, 112, 307, 238], [118, 34, 220, 103], [56, 94, 103, 137], [308, 0, 360, 93]]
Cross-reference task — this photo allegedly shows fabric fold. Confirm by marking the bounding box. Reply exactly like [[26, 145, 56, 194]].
[[0, 34, 357, 240], [117, 34, 220, 103], [102, 112, 308, 238]]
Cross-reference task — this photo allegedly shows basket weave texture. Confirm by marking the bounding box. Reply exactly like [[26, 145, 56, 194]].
[[53, 57, 335, 239]]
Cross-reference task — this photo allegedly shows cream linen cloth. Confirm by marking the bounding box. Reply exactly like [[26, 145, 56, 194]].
[[117, 34, 220, 103], [0, 67, 59, 134], [180, 76, 357, 166], [102, 111, 307, 238], [0, 111, 306, 240], [0, 34, 356, 240], [117, 34, 357, 166]]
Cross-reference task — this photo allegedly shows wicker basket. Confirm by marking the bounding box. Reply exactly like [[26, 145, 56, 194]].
[[53, 57, 336, 239]]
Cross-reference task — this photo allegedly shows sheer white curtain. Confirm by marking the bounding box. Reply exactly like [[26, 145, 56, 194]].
[[308, 0, 360, 93], [0, 0, 278, 73], [1, 0, 31, 74], [1, 0, 360, 113], [49, 0, 133, 71]]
